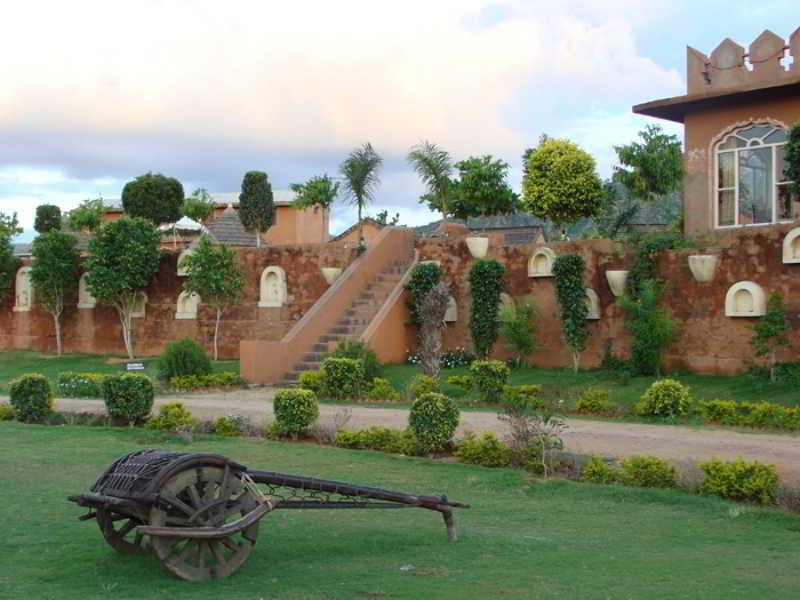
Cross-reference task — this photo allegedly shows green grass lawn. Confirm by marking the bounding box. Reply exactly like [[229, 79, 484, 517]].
[[0, 351, 238, 395], [1, 422, 799, 599], [382, 364, 800, 411]]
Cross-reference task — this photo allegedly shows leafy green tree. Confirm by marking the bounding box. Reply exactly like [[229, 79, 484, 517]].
[[786, 122, 800, 196], [618, 279, 675, 376], [499, 300, 538, 367], [121, 172, 184, 225], [181, 236, 244, 360], [34, 204, 62, 233], [86, 217, 161, 358], [68, 198, 105, 232], [29, 231, 80, 355], [341, 143, 383, 248], [521, 138, 605, 235], [374, 210, 400, 226], [182, 188, 215, 222], [613, 125, 683, 202], [450, 155, 518, 221], [0, 212, 22, 302], [238, 171, 274, 248], [751, 292, 790, 383], [290, 175, 339, 211], [552, 254, 590, 372], [407, 141, 453, 220], [468, 259, 505, 358]]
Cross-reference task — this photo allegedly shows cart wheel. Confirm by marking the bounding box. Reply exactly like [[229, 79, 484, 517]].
[[96, 508, 146, 554], [148, 465, 260, 581]]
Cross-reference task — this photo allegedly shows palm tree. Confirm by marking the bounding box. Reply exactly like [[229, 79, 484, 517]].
[[407, 141, 453, 220], [340, 143, 383, 247]]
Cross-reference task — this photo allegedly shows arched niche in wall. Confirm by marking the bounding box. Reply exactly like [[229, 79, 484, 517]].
[[77, 272, 96, 309], [259, 266, 287, 308], [177, 249, 193, 276], [585, 288, 600, 320], [175, 291, 200, 319], [444, 296, 458, 322], [132, 292, 148, 319], [724, 281, 766, 317], [782, 227, 800, 264], [528, 247, 556, 278], [13, 266, 33, 312]]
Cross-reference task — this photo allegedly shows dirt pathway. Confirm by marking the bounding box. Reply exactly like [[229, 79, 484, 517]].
[[9, 388, 800, 485]]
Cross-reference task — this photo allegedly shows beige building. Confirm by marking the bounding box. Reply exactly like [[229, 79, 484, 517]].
[[634, 28, 800, 238]]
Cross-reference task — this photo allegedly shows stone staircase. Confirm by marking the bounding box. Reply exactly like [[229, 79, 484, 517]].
[[282, 260, 409, 382]]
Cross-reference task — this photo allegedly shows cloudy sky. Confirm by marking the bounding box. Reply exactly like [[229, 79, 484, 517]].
[[1, 1, 797, 240]]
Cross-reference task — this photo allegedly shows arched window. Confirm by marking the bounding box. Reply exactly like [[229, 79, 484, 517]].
[[715, 123, 797, 227]]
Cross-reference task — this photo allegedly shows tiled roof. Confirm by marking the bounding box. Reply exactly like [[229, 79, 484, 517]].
[[205, 206, 258, 247], [330, 217, 384, 242], [414, 213, 547, 237]]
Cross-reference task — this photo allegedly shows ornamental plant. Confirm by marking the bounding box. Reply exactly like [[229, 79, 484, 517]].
[[122, 172, 184, 225], [102, 373, 155, 426], [750, 293, 790, 383], [613, 125, 683, 203], [449, 155, 517, 221], [326, 340, 382, 381], [273, 389, 319, 435], [320, 357, 365, 399], [407, 141, 454, 220], [575, 388, 617, 415], [468, 259, 505, 358], [68, 198, 105, 232], [238, 171, 274, 247], [0, 212, 21, 302], [9, 374, 54, 422], [406, 261, 441, 326], [157, 338, 212, 381], [340, 142, 382, 247], [637, 379, 691, 418], [57, 372, 109, 398], [290, 174, 339, 211], [786, 122, 800, 196], [521, 137, 605, 233], [29, 231, 81, 355], [551, 254, 589, 372], [181, 188, 215, 222], [498, 300, 538, 367], [365, 378, 401, 401], [618, 455, 677, 489], [34, 204, 62, 233], [469, 360, 510, 403], [146, 402, 195, 432], [618, 279, 675, 376], [409, 392, 460, 453], [407, 374, 440, 399], [698, 457, 778, 505]]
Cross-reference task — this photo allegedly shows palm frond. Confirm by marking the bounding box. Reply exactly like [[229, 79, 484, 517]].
[[407, 141, 452, 194], [340, 142, 383, 207]]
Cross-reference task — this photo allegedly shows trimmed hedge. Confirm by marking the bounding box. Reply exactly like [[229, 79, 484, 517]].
[[273, 389, 319, 435], [409, 392, 460, 452], [298, 370, 324, 395], [320, 357, 365, 399], [168, 372, 244, 391], [701, 399, 800, 430], [103, 374, 154, 425], [636, 379, 691, 418], [335, 426, 417, 455], [698, 457, 778, 505], [9, 374, 55, 422], [456, 432, 512, 467], [365, 378, 400, 401], [469, 360, 510, 403], [575, 388, 617, 415], [57, 372, 108, 398]]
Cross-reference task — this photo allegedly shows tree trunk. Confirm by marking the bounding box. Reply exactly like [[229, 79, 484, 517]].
[[214, 308, 222, 361], [118, 306, 135, 359], [256, 232, 261, 248], [53, 311, 63, 356], [572, 351, 580, 373], [357, 200, 364, 246]]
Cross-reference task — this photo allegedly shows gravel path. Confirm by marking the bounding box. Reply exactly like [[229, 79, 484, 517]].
[[8, 387, 800, 485]]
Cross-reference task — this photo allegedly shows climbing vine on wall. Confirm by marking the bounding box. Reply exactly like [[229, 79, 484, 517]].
[[406, 262, 442, 326], [468, 259, 505, 358], [552, 253, 589, 372], [625, 232, 684, 301], [786, 122, 800, 196]]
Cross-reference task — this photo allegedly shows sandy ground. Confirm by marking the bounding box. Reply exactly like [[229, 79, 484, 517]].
[[6, 387, 800, 485]]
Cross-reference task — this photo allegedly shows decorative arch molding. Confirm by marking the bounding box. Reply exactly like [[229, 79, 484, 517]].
[[77, 273, 96, 309], [132, 292, 148, 319], [528, 247, 556, 278], [13, 266, 33, 312], [782, 227, 800, 264], [177, 249, 193, 277], [259, 266, 287, 308], [709, 117, 789, 150], [444, 296, 458, 323], [724, 281, 766, 317], [175, 291, 201, 320], [585, 288, 600, 320]]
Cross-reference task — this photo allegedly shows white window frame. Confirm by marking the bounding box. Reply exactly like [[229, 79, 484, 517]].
[[713, 124, 792, 229]]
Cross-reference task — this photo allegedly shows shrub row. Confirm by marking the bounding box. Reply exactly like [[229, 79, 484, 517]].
[[700, 400, 800, 430], [335, 427, 418, 455], [169, 372, 245, 391], [298, 356, 400, 401], [57, 372, 108, 398]]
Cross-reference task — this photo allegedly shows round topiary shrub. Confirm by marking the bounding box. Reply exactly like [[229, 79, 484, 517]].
[[157, 338, 212, 381], [274, 389, 319, 435], [327, 340, 382, 381], [9, 374, 54, 422], [407, 374, 440, 399], [637, 379, 691, 418], [103, 373, 155, 426], [409, 392, 460, 453], [320, 357, 365, 399]]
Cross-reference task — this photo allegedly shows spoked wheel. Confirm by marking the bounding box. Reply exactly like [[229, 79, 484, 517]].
[[149, 466, 260, 581], [96, 508, 146, 554]]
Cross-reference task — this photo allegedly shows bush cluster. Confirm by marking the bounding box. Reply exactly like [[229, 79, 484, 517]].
[[441, 348, 476, 369], [502, 384, 542, 407], [9, 374, 55, 422], [298, 370, 324, 395], [213, 415, 252, 437], [456, 432, 512, 467], [157, 338, 212, 381], [325, 341, 382, 381], [407, 374, 440, 399], [469, 360, 510, 403], [698, 457, 778, 505], [273, 389, 319, 435], [57, 372, 108, 398], [365, 377, 400, 400], [635, 379, 691, 418], [581, 455, 618, 484], [168, 372, 244, 391], [700, 400, 800, 430], [446, 375, 474, 392], [409, 392, 459, 452], [320, 357, 365, 399], [581, 454, 676, 488], [0, 403, 16, 421], [575, 388, 617, 415], [103, 374, 155, 425], [335, 426, 417, 455], [406, 262, 441, 325], [146, 402, 194, 431]]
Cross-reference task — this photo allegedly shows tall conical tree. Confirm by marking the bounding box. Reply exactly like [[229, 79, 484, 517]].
[[238, 171, 274, 248]]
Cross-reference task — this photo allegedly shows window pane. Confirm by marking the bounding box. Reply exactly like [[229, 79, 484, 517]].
[[775, 145, 789, 183], [765, 129, 788, 145], [718, 190, 735, 226], [738, 147, 772, 224], [718, 152, 735, 188], [738, 125, 773, 140], [719, 135, 745, 150], [777, 184, 799, 221]]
